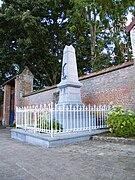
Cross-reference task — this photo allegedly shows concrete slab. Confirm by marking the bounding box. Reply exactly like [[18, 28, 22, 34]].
[[11, 128, 108, 148]]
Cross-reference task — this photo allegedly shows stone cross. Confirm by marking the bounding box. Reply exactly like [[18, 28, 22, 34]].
[[57, 45, 83, 105], [126, 17, 135, 59]]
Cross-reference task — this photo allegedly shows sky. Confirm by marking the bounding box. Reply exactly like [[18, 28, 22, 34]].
[[126, 13, 133, 26], [0, 0, 133, 25]]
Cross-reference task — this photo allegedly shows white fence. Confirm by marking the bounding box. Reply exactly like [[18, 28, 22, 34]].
[[16, 103, 109, 137]]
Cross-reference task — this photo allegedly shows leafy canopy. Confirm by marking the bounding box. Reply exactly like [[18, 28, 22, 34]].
[[0, 0, 135, 90]]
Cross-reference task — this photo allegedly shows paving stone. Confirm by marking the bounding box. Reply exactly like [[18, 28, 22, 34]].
[[0, 128, 135, 180]]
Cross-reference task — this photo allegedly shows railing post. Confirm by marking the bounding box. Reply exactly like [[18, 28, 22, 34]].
[[24, 107, 27, 131], [91, 106, 93, 129], [88, 105, 91, 132], [51, 102, 53, 137], [34, 109, 37, 134], [14, 103, 109, 135], [76, 104, 79, 131], [62, 104, 65, 133]]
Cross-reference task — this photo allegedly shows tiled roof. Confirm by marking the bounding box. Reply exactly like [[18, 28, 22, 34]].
[[1, 66, 33, 87], [2, 76, 16, 86], [79, 61, 134, 81]]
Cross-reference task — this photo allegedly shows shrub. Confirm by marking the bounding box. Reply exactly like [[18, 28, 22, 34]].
[[37, 113, 63, 131], [106, 105, 135, 138], [9, 123, 16, 128]]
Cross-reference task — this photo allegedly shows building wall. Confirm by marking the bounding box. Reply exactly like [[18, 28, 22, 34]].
[[2, 67, 34, 125], [21, 85, 59, 106], [21, 61, 135, 111], [15, 67, 34, 108], [3, 85, 11, 125], [80, 62, 135, 111]]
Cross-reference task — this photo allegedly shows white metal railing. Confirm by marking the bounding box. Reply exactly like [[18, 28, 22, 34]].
[[16, 103, 109, 137]]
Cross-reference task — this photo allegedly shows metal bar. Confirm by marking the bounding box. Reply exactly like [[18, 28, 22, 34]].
[[50, 102, 53, 137]]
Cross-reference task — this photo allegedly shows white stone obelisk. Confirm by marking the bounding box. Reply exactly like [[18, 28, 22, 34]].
[[57, 45, 82, 105]]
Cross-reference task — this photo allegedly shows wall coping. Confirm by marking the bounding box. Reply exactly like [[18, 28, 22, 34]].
[[2, 76, 16, 86], [23, 84, 57, 97], [79, 61, 134, 81]]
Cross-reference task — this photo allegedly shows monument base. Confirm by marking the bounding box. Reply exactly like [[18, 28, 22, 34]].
[[53, 104, 96, 131], [57, 84, 83, 105], [11, 128, 108, 148]]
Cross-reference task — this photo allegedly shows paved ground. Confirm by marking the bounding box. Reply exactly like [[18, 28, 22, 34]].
[[0, 128, 135, 180]]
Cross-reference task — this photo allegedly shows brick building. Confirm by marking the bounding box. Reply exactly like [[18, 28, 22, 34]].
[[2, 67, 33, 125]]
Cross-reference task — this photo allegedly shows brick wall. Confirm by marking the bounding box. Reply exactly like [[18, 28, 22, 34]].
[[3, 85, 11, 125], [15, 67, 34, 108], [22, 85, 59, 106], [2, 66, 34, 125], [80, 61, 135, 111], [21, 61, 135, 112]]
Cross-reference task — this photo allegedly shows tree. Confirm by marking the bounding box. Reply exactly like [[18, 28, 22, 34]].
[[0, 0, 72, 88], [68, 0, 135, 73], [0, 0, 135, 90]]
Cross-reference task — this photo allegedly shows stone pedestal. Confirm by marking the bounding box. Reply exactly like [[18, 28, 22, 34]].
[[57, 45, 82, 105]]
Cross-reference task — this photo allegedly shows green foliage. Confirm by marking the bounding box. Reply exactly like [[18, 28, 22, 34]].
[[37, 113, 63, 131], [0, 0, 135, 88], [68, 0, 134, 73], [106, 105, 135, 138], [9, 122, 16, 127], [0, 0, 72, 87]]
